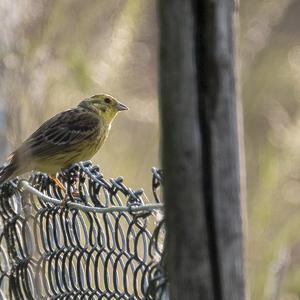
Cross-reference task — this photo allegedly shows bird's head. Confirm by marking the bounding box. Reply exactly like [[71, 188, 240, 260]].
[[79, 94, 128, 123]]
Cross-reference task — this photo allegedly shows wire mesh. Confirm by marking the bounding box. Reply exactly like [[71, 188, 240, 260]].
[[0, 161, 166, 300]]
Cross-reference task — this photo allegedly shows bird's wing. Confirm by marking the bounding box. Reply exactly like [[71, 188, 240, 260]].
[[15, 107, 101, 159]]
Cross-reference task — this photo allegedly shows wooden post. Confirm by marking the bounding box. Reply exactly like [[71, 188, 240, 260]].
[[159, 1, 246, 300], [0, 105, 7, 161]]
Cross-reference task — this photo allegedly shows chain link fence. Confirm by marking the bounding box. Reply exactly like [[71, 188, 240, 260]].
[[0, 161, 166, 300]]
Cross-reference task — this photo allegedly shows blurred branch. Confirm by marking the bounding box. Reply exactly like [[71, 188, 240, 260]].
[[264, 248, 290, 300]]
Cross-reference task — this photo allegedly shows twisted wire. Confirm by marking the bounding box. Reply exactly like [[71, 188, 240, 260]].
[[0, 161, 166, 300]]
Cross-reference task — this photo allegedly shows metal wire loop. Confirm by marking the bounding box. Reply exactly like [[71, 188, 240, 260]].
[[0, 161, 166, 299]]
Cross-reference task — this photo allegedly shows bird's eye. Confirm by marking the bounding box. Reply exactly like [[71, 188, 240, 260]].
[[104, 98, 111, 104]]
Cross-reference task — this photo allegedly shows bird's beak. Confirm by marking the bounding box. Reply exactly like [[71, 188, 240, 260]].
[[116, 102, 129, 111]]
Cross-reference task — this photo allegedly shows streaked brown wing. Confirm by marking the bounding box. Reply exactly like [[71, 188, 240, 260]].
[[15, 107, 100, 159]]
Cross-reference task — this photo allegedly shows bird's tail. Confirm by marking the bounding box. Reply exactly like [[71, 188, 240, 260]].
[[0, 161, 17, 185]]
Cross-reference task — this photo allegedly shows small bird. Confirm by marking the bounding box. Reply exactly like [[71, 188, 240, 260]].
[[0, 94, 128, 202]]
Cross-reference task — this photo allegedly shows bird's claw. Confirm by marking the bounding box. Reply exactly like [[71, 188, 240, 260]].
[[60, 191, 80, 208]]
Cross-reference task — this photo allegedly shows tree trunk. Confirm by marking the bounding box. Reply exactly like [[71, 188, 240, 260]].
[[159, 1, 246, 300]]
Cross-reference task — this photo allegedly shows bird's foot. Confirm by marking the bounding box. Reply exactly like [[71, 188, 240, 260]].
[[60, 195, 68, 208], [60, 191, 80, 208], [51, 175, 80, 208], [60, 190, 80, 208]]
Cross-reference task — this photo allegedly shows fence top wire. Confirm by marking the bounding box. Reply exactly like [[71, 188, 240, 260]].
[[0, 161, 166, 300]]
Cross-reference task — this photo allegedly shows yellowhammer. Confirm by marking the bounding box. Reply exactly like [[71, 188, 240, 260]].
[[0, 94, 128, 198]]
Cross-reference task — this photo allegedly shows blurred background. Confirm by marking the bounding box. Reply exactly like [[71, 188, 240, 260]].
[[0, 0, 159, 197], [241, 1, 300, 299], [1, 0, 300, 299]]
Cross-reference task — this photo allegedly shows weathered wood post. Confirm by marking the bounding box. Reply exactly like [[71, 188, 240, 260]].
[[159, 1, 246, 300], [0, 105, 7, 161]]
